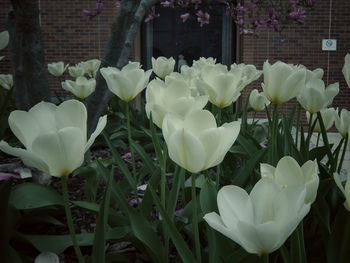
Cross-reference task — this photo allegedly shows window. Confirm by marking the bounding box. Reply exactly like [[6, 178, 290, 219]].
[[142, 4, 236, 70]]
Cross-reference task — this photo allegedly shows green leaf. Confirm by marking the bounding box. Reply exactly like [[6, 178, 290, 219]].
[[199, 180, 218, 214], [327, 208, 350, 263], [73, 200, 100, 212], [92, 161, 114, 263], [97, 163, 165, 263], [233, 148, 267, 187], [20, 227, 130, 255], [102, 132, 137, 189], [20, 233, 94, 254], [313, 196, 331, 233], [131, 141, 156, 173], [167, 166, 185, 218], [9, 183, 63, 210], [149, 185, 196, 262]]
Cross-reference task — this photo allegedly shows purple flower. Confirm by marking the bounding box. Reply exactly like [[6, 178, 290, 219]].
[[196, 10, 210, 27], [288, 6, 306, 23], [180, 13, 190, 23], [161, 0, 174, 8], [95, 2, 104, 14]]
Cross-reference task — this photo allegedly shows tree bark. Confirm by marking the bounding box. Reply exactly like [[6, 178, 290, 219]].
[[86, 0, 160, 135], [7, 0, 50, 110]]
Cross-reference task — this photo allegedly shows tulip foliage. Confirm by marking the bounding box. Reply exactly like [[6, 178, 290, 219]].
[[1, 54, 350, 263]]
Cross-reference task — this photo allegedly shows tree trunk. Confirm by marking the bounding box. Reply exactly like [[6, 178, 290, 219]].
[[7, 0, 50, 111], [86, 0, 160, 135]]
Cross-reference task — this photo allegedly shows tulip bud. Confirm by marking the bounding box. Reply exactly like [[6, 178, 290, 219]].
[[61, 76, 96, 99], [342, 53, 350, 88], [0, 31, 9, 50], [48, 62, 69, 77], [68, 64, 86, 78], [306, 107, 337, 133], [151, 56, 175, 79], [334, 172, 350, 211], [0, 74, 13, 90], [335, 109, 350, 138], [262, 60, 306, 105], [162, 109, 240, 173], [145, 78, 208, 128], [100, 62, 152, 102], [248, 89, 270, 112], [297, 79, 339, 113]]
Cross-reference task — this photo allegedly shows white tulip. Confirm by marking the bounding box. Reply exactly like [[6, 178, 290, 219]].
[[262, 60, 306, 105], [0, 31, 9, 50], [162, 109, 240, 173], [334, 172, 350, 211], [342, 53, 350, 88], [204, 178, 310, 255], [82, 59, 101, 78], [306, 107, 337, 133], [248, 89, 270, 112], [0, 74, 13, 90], [48, 62, 69, 77], [260, 156, 319, 204], [196, 63, 245, 108], [68, 64, 85, 78], [100, 62, 152, 102], [335, 109, 350, 138], [152, 56, 175, 79], [0, 100, 107, 177], [230, 63, 262, 87], [145, 78, 208, 128], [61, 76, 96, 99], [297, 79, 339, 113], [192, 57, 216, 72]]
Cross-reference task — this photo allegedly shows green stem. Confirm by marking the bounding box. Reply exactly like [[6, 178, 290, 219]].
[[126, 102, 137, 181], [61, 176, 85, 263], [191, 174, 201, 262], [261, 254, 269, 263], [161, 147, 169, 261], [295, 104, 301, 148], [317, 112, 334, 173], [270, 104, 279, 165], [338, 134, 348, 174], [216, 165, 220, 191], [316, 132, 320, 147]]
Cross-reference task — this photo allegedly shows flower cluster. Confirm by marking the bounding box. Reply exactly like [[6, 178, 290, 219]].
[[48, 59, 101, 99]]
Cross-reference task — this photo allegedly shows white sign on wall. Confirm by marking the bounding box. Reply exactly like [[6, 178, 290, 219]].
[[322, 39, 337, 51]]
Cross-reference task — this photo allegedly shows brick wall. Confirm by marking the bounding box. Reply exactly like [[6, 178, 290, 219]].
[[0, 0, 118, 94], [241, 0, 350, 116], [0, 1, 349, 111]]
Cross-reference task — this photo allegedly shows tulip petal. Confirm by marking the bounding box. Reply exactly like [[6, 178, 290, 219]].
[[86, 115, 107, 152], [167, 129, 205, 173], [184, 110, 217, 134], [203, 212, 243, 247], [250, 178, 281, 224], [55, 100, 87, 141], [217, 185, 253, 229], [162, 113, 184, 144], [274, 156, 304, 186], [260, 163, 275, 178], [0, 140, 49, 174], [31, 127, 85, 177], [8, 111, 41, 149], [237, 221, 281, 255], [28, 101, 58, 133]]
